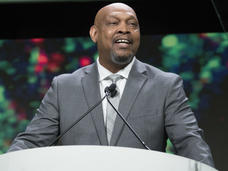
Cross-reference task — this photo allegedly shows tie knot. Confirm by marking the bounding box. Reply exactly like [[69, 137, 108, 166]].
[[106, 74, 123, 83]]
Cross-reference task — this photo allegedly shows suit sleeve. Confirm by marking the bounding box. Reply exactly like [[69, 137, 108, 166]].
[[164, 75, 214, 167], [7, 77, 60, 152]]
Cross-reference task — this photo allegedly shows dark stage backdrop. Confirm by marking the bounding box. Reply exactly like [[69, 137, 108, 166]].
[[0, 33, 227, 170]]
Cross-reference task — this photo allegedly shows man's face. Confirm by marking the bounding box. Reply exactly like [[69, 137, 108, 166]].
[[92, 4, 140, 68]]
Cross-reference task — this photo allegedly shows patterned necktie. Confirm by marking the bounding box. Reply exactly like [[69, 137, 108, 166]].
[[105, 74, 123, 144]]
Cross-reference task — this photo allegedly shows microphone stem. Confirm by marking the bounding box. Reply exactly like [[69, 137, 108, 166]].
[[49, 94, 107, 146], [106, 97, 151, 150], [210, 0, 228, 39]]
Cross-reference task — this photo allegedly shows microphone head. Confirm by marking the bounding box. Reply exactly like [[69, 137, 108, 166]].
[[109, 83, 117, 97], [104, 83, 117, 97]]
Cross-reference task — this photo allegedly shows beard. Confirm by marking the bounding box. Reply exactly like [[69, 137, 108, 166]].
[[110, 50, 134, 66]]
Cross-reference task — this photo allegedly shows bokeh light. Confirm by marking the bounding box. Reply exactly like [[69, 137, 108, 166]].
[[0, 33, 227, 160]]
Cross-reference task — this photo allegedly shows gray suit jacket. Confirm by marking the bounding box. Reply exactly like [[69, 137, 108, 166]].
[[8, 59, 214, 167]]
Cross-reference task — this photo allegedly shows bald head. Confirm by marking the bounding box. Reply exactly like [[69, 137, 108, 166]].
[[89, 2, 140, 73], [94, 3, 137, 26]]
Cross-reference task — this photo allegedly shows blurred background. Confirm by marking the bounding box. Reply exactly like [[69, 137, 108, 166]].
[[0, 0, 227, 170]]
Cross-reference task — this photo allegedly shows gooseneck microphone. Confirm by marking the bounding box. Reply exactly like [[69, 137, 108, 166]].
[[48, 84, 116, 146], [210, 0, 227, 36], [106, 83, 151, 150], [105, 83, 117, 97]]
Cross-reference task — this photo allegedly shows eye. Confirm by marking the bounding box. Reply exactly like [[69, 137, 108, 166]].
[[106, 19, 119, 26], [128, 21, 138, 28], [108, 21, 118, 25]]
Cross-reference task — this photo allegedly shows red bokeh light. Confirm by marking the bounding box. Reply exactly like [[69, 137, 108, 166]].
[[31, 38, 44, 44], [51, 53, 64, 63], [48, 62, 59, 72], [79, 56, 91, 67], [35, 65, 43, 73], [38, 53, 48, 65]]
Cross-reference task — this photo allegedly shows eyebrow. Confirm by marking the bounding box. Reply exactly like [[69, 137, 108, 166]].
[[106, 14, 138, 21]]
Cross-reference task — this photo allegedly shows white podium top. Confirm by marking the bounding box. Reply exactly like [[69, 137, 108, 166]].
[[0, 145, 217, 171]]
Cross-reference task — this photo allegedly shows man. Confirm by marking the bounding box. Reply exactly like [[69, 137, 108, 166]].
[[8, 2, 214, 167]]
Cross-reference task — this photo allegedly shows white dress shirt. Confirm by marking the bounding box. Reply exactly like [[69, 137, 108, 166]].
[[96, 57, 135, 125]]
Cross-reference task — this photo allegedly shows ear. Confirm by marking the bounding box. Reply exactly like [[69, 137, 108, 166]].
[[89, 25, 98, 43]]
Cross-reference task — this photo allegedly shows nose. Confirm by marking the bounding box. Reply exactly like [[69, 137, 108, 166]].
[[117, 22, 130, 34]]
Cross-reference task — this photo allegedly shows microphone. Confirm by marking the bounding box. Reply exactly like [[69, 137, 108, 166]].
[[210, 0, 227, 36], [48, 84, 114, 146], [105, 83, 117, 97], [106, 91, 151, 150]]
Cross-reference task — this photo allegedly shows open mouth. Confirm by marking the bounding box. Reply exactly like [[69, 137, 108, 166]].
[[114, 38, 132, 48], [115, 39, 131, 44]]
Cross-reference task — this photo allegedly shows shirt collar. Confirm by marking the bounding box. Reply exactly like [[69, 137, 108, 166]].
[[96, 57, 135, 82]]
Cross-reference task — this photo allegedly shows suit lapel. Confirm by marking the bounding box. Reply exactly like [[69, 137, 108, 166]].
[[81, 63, 108, 145], [110, 59, 148, 146]]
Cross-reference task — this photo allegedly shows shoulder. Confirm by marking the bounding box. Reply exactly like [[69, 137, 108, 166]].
[[52, 63, 96, 85], [135, 59, 181, 83]]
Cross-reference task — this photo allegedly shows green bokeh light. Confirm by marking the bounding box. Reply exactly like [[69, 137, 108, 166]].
[[0, 61, 10, 70], [0, 40, 4, 47], [200, 70, 212, 81], [64, 38, 76, 53], [180, 71, 194, 80], [29, 48, 39, 64], [28, 76, 37, 84], [93, 52, 99, 61], [0, 86, 5, 103], [78, 37, 94, 50], [65, 58, 79, 71], [207, 57, 220, 70], [162, 35, 178, 48]]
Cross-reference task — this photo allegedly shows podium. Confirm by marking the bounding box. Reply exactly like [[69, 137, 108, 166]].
[[0, 145, 217, 171]]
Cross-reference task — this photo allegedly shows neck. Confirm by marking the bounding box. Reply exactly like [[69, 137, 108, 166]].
[[99, 59, 129, 73], [98, 56, 134, 73]]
